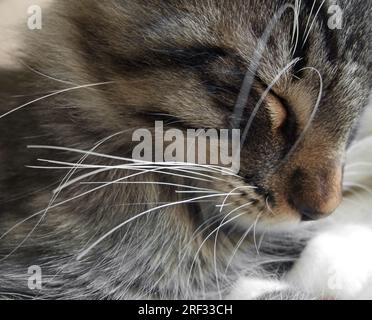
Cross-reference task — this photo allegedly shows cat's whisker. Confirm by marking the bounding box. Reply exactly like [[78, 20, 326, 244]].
[[253, 212, 264, 255], [188, 204, 251, 292], [112, 200, 222, 206], [31, 162, 233, 179], [76, 193, 236, 261], [27, 166, 90, 170], [27, 145, 238, 177], [176, 191, 224, 194], [48, 166, 209, 209], [63, 168, 214, 193], [71, 166, 217, 191], [290, 0, 302, 56], [213, 202, 254, 299], [303, 0, 317, 41], [150, 210, 226, 292], [302, 0, 326, 48], [0, 131, 134, 259], [29, 158, 213, 187], [216, 203, 234, 208], [80, 181, 214, 192], [20, 61, 77, 86], [0, 210, 45, 242], [224, 216, 259, 275], [30, 158, 231, 193], [0, 81, 114, 120], [220, 186, 257, 213]]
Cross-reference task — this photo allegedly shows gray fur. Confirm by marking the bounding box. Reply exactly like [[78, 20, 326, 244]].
[[0, 0, 370, 299]]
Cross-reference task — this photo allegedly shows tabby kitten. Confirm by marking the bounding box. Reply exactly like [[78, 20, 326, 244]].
[[0, 0, 370, 299]]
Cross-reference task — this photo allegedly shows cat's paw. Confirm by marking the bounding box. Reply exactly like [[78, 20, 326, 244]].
[[286, 225, 372, 299]]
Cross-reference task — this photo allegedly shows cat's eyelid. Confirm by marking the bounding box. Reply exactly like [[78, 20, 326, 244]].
[[255, 83, 287, 130], [265, 93, 287, 130]]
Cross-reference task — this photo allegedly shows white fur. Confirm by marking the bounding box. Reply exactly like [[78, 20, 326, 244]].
[[286, 225, 372, 299]]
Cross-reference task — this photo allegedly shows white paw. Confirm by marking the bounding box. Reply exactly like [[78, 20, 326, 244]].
[[286, 225, 372, 299]]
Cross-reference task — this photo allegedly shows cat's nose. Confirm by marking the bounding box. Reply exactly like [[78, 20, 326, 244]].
[[289, 167, 343, 221], [291, 192, 342, 221], [292, 200, 328, 221]]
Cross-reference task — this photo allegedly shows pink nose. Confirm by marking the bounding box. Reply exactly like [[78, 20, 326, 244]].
[[289, 167, 343, 221]]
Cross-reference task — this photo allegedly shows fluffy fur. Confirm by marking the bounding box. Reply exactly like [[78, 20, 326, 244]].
[[0, 0, 371, 299]]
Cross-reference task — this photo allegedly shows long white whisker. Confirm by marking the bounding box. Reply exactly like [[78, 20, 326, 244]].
[[30, 158, 228, 192], [0, 210, 44, 242], [303, 0, 317, 39], [176, 191, 235, 194], [302, 0, 326, 48], [187, 207, 248, 289], [220, 186, 257, 213], [27, 145, 239, 177], [224, 214, 261, 274], [290, 0, 302, 56], [0, 131, 130, 255], [150, 211, 225, 292], [21, 62, 77, 86], [214, 202, 253, 299], [56, 166, 215, 193], [0, 82, 114, 119], [80, 181, 214, 192], [253, 212, 264, 255], [76, 193, 234, 261]]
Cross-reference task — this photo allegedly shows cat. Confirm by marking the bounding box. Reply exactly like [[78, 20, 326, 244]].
[[0, 0, 371, 299]]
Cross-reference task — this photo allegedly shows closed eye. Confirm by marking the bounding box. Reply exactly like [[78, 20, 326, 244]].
[[265, 90, 287, 130], [266, 89, 298, 144], [254, 83, 287, 131], [151, 46, 227, 68], [255, 82, 298, 143]]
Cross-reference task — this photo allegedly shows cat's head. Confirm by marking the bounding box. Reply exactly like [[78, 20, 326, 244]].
[[27, 0, 371, 228]]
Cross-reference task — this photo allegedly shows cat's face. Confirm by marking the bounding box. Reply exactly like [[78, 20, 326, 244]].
[[47, 0, 371, 228]]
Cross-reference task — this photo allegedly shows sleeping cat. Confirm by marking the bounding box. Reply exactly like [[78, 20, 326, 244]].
[[0, 0, 371, 299]]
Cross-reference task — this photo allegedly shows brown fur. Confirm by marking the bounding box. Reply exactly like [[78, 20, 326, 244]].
[[0, 0, 371, 299]]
